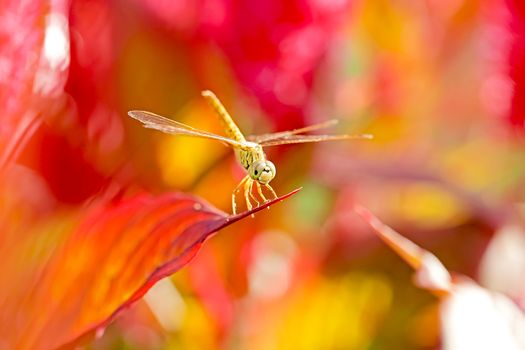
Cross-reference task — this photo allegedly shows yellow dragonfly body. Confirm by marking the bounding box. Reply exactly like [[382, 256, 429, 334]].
[[128, 90, 371, 214]]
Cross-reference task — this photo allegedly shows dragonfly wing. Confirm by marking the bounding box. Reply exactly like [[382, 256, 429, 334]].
[[128, 110, 249, 149], [128, 110, 205, 131], [247, 119, 339, 143], [259, 133, 373, 147]]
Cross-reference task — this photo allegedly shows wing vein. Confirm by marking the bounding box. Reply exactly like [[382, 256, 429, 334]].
[[128, 110, 250, 149]]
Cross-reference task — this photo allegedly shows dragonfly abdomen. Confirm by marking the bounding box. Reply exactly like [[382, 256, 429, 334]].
[[202, 90, 246, 142]]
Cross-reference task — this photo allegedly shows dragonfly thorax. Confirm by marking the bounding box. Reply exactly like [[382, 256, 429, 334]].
[[237, 144, 264, 169]]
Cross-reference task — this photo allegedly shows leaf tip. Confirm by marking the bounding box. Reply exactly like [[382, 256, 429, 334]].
[[353, 204, 372, 221], [354, 204, 452, 296]]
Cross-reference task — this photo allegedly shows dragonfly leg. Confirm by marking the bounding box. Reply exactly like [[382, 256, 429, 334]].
[[243, 178, 255, 218], [264, 184, 278, 200], [232, 175, 249, 215], [255, 182, 268, 202], [248, 181, 260, 207], [255, 182, 273, 210]]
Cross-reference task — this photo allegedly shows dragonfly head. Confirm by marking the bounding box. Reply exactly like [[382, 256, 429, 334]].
[[250, 160, 276, 185]]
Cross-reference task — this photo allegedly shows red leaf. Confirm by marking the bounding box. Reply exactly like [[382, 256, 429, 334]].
[[0, 0, 69, 172], [508, 0, 525, 130], [0, 188, 300, 350]]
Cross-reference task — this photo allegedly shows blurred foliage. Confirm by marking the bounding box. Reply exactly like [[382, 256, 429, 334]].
[[1, 0, 525, 349]]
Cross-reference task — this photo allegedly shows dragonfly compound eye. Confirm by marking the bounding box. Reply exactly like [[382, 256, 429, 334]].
[[251, 160, 276, 184]]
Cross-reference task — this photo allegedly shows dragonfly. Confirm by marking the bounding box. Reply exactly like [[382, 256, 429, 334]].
[[128, 90, 372, 215]]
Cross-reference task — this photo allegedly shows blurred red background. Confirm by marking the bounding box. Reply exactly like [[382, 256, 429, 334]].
[[1, 0, 525, 349]]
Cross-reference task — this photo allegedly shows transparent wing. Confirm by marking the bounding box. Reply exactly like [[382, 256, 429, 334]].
[[259, 133, 373, 147], [128, 110, 249, 149], [247, 119, 339, 143]]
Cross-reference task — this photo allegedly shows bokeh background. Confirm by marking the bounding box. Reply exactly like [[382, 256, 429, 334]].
[[1, 0, 525, 349]]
